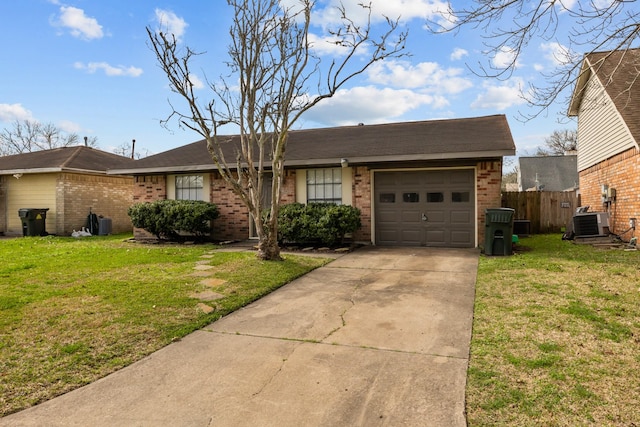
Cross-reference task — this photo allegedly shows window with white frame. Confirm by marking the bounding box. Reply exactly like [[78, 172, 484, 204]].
[[307, 168, 342, 204], [175, 175, 204, 201]]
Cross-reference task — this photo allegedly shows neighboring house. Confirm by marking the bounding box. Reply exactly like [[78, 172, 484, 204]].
[[518, 155, 579, 191], [568, 48, 640, 238], [110, 115, 516, 248], [0, 146, 136, 236]]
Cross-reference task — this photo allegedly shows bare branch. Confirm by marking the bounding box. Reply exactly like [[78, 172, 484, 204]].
[[428, 0, 640, 119], [147, 0, 406, 260]]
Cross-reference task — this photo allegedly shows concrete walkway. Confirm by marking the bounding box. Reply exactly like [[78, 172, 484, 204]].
[[1, 246, 479, 427]]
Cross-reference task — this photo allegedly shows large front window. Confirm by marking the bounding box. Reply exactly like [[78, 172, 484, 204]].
[[307, 168, 342, 204], [175, 175, 203, 200]]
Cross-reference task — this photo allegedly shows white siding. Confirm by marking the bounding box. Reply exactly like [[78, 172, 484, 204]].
[[577, 76, 637, 171], [6, 174, 57, 235]]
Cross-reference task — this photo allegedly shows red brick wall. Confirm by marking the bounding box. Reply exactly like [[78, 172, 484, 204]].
[[209, 172, 250, 240], [211, 171, 298, 241], [579, 147, 640, 239], [131, 175, 167, 239], [352, 166, 372, 243], [476, 160, 504, 246], [56, 173, 134, 235], [133, 175, 167, 202]]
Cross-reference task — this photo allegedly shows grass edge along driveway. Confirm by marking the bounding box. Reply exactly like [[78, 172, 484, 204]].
[[0, 234, 331, 417], [469, 234, 639, 426]]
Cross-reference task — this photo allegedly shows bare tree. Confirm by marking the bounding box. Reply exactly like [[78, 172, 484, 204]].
[[148, 0, 407, 260], [113, 139, 150, 159], [0, 119, 98, 156], [536, 129, 577, 156], [430, 1, 640, 119]]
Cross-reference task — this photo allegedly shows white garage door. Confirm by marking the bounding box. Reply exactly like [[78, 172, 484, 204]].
[[375, 170, 475, 247]]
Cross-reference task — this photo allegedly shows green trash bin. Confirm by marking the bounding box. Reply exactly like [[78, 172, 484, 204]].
[[485, 208, 515, 256], [18, 208, 49, 236]]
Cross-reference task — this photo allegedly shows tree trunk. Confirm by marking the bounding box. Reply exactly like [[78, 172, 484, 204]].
[[256, 230, 281, 261]]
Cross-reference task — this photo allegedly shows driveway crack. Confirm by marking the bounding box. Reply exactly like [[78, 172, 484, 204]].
[[321, 272, 368, 341], [250, 345, 298, 398]]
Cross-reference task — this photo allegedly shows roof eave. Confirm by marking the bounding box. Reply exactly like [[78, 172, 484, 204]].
[[0, 167, 64, 175], [108, 150, 514, 175], [568, 58, 593, 116], [1, 167, 122, 176]]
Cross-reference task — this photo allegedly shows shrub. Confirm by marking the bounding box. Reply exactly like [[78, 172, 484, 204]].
[[128, 200, 219, 241], [278, 203, 361, 247]]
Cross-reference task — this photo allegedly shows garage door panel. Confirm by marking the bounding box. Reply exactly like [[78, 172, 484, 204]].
[[401, 229, 422, 245], [425, 229, 446, 244], [450, 210, 471, 223], [377, 209, 400, 222], [375, 170, 475, 248], [401, 209, 421, 222], [426, 210, 445, 223], [425, 174, 446, 185], [450, 230, 473, 246], [450, 170, 474, 184]]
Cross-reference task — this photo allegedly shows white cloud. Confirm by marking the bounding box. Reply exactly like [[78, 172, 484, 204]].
[[302, 86, 442, 126], [307, 33, 355, 57], [74, 62, 143, 77], [311, 0, 452, 29], [54, 6, 103, 40], [154, 9, 188, 42], [471, 79, 527, 110], [450, 48, 468, 61], [57, 120, 81, 133], [367, 60, 473, 94], [540, 42, 574, 66], [188, 74, 205, 90], [0, 103, 34, 122], [492, 46, 519, 69]]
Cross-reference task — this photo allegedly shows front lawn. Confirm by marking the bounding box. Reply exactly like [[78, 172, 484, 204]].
[[0, 235, 330, 416], [469, 234, 640, 425]]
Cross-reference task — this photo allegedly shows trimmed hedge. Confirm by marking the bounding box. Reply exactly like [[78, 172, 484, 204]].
[[128, 200, 219, 241], [278, 203, 361, 247]]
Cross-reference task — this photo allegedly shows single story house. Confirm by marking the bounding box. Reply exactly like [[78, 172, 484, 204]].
[[568, 48, 640, 238], [518, 155, 579, 192], [110, 115, 516, 248], [0, 146, 136, 236]]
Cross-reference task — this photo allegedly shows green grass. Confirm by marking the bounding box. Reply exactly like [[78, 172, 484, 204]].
[[468, 234, 640, 426], [0, 234, 330, 416]]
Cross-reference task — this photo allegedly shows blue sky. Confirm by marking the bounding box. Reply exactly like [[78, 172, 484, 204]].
[[0, 0, 578, 164]]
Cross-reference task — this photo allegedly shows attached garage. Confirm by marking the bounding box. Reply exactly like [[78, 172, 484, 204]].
[[375, 169, 475, 247]]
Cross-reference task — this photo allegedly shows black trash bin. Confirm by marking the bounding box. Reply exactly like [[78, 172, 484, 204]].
[[18, 208, 49, 236], [485, 208, 515, 256]]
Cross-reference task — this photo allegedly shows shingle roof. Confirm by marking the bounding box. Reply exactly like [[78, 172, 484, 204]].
[[111, 115, 515, 174], [519, 155, 579, 191], [0, 146, 137, 175], [568, 48, 640, 143]]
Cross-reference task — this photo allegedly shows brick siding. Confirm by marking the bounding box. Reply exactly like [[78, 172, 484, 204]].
[[579, 147, 640, 239], [476, 160, 504, 246], [131, 175, 167, 239], [56, 173, 134, 235], [352, 166, 372, 242]]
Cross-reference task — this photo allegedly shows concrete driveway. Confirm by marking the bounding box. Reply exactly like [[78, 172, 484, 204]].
[[1, 246, 479, 427]]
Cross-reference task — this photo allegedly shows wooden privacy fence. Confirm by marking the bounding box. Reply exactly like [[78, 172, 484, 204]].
[[501, 191, 581, 234]]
